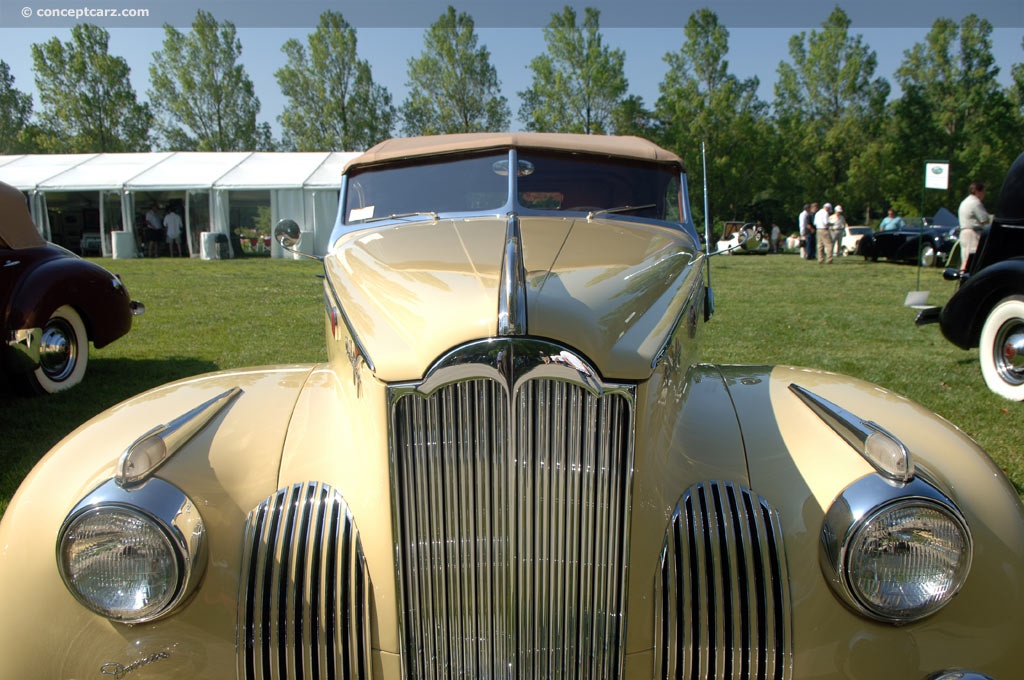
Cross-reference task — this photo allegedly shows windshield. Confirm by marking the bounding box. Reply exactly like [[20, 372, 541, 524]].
[[344, 152, 509, 224], [341, 148, 686, 226], [516, 151, 682, 222]]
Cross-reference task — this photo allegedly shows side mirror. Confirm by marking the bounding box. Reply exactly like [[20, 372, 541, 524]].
[[274, 219, 301, 249], [737, 225, 765, 252], [708, 222, 764, 256]]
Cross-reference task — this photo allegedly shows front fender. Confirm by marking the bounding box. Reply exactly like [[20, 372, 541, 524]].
[[0, 364, 315, 678], [7, 256, 135, 347], [724, 365, 1024, 679], [940, 257, 1024, 349]]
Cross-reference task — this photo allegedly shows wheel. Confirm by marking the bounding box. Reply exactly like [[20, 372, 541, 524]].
[[23, 305, 89, 394], [920, 244, 937, 267], [979, 296, 1024, 401]]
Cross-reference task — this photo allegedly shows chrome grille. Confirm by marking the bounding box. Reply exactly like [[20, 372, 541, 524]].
[[655, 481, 792, 680], [390, 345, 635, 680], [238, 482, 371, 680]]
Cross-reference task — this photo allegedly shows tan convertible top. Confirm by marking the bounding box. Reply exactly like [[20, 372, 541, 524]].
[[0, 181, 45, 250], [345, 133, 686, 173]]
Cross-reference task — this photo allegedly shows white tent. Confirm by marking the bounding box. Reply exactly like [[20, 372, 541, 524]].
[[0, 151, 352, 258]]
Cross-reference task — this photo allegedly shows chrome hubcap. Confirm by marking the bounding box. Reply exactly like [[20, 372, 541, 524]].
[[38, 319, 76, 381], [995, 322, 1024, 386]]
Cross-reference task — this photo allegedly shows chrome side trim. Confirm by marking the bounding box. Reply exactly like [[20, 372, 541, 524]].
[[237, 482, 371, 680], [116, 387, 242, 487], [498, 214, 528, 336], [389, 338, 635, 680], [323, 267, 375, 374], [789, 383, 915, 483], [655, 481, 793, 680]]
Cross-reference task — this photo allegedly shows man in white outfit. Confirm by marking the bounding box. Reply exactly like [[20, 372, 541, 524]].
[[957, 181, 991, 273], [814, 202, 833, 264]]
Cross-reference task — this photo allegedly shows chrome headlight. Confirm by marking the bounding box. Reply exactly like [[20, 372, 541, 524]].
[[821, 475, 972, 623], [57, 478, 206, 623]]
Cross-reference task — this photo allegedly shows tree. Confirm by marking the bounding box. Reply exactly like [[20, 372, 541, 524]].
[[655, 9, 773, 225], [149, 10, 261, 151], [401, 6, 509, 135], [772, 7, 889, 219], [0, 61, 33, 154], [276, 11, 394, 151], [1012, 37, 1024, 117], [518, 6, 628, 134], [890, 15, 1022, 212], [30, 25, 151, 152]]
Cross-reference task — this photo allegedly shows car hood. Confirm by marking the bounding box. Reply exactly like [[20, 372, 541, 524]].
[[326, 216, 702, 382]]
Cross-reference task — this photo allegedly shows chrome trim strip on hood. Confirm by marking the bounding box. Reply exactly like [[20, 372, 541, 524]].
[[498, 214, 528, 336]]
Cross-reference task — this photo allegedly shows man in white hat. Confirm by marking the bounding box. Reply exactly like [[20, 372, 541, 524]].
[[829, 204, 847, 258], [814, 202, 834, 263]]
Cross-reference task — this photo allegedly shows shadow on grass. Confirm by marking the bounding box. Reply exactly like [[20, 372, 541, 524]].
[[0, 357, 219, 514]]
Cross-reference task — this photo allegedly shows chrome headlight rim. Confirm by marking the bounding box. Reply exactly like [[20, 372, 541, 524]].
[[56, 477, 206, 624], [820, 474, 973, 624]]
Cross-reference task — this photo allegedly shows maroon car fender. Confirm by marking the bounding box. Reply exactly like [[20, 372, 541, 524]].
[[6, 255, 134, 348]]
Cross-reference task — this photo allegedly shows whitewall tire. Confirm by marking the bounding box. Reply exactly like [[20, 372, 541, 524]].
[[26, 305, 89, 394], [979, 296, 1024, 401]]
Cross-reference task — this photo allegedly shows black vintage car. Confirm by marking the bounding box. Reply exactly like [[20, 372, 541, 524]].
[[916, 151, 1024, 399], [857, 217, 958, 266]]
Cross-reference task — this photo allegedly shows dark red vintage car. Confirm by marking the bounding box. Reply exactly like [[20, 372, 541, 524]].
[[0, 181, 143, 394]]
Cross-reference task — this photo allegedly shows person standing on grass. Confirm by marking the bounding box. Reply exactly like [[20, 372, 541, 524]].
[[830, 205, 847, 258], [799, 203, 816, 260], [957, 181, 991, 274], [145, 203, 163, 257], [164, 206, 184, 258], [815, 202, 834, 264]]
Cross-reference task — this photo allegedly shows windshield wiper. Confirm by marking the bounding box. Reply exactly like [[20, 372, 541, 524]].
[[587, 204, 657, 221], [361, 211, 440, 224]]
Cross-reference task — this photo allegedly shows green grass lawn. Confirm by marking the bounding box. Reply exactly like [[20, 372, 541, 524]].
[[0, 252, 1019, 518]]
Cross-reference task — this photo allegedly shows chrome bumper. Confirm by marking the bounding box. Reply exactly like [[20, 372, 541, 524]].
[[6, 327, 42, 373]]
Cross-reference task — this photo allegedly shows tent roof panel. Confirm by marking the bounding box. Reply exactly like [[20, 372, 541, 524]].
[[37, 152, 174, 191], [304, 152, 358, 189], [125, 152, 254, 190], [0, 154, 99, 190], [213, 152, 331, 189]]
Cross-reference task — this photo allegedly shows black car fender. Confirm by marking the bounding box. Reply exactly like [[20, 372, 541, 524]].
[[940, 256, 1024, 349]]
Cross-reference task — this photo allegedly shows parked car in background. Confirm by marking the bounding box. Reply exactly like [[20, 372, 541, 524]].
[[840, 225, 873, 256], [78, 231, 102, 256], [857, 217, 958, 266], [917, 150, 1024, 400], [0, 134, 1021, 679], [716, 220, 769, 253], [0, 181, 143, 393]]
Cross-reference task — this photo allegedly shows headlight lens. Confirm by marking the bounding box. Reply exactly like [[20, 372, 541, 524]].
[[820, 475, 973, 624], [59, 507, 180, 622], [56, 477, 206, 624], [846, 500, 971, 621]]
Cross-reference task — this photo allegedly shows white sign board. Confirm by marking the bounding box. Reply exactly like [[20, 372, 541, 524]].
[[925, 162, 950, 190]]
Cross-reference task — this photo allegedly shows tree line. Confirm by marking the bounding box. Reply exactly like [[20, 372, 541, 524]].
[[1, 5, 1022, 230]]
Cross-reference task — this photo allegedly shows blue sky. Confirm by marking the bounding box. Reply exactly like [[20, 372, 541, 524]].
[[1, 2, 1021, 139]]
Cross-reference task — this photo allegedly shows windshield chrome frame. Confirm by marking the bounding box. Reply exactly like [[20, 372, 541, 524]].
[[329, 148, 698, 250]]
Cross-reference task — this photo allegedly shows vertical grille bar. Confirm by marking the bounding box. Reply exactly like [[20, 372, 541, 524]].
[[392, 372, 634, 680], [655, 481, 792, 680], [238, 482, 371, 680]]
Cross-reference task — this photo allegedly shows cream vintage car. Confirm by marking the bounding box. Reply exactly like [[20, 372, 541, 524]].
[[0, 133, 1020, 680]]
